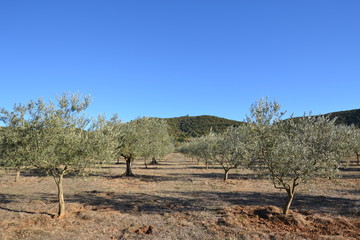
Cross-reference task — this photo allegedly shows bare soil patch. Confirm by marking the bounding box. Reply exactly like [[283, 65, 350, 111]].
[[0, 153, 359, 239]]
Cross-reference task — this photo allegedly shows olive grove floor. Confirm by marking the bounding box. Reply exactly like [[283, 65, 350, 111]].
[[0, 153, 359, 240]]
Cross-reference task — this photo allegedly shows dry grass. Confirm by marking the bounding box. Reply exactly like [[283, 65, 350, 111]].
[[0, 153, 359, 240]]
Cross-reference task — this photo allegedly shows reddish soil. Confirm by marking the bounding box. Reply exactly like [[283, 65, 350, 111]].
[[0, 153, 359, 239]]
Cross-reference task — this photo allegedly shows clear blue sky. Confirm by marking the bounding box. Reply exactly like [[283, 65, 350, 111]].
[[1, 1, 359, 122]]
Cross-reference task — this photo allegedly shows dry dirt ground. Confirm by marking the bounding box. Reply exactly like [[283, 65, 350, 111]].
[[0, 153, 359, 240]]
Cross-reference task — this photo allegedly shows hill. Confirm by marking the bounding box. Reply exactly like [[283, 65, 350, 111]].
[[161, 115, 244, 142], [160, 108, 360, 142], [324, 108, 360, 128]]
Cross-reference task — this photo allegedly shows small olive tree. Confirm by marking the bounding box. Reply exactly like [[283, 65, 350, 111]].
[[177, 135, 213, 167], [248, 98, 352, 215], [178, 127, 252, 181], [27, 93, 116, 217], [208, 126, 252, 181]]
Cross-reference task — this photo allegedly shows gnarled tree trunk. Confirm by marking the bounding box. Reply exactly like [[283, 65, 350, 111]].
[[283, 179, 298, 215], [283, 189, 294, 215], [54, 173, 65, 218], [124, 157, 135, 176], [150, 157, 158, 165]]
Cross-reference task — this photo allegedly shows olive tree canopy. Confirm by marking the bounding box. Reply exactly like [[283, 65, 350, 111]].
[[0, 103, 32, 182], [248, 98, 353, 215], [1, 93, 116, 218], [114, 117, 174, 176]]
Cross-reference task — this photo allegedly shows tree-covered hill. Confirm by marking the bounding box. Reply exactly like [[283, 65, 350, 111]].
[[324, 109, 360, 128], [160, 115, 244, 142], [159, 108, 360, 142]]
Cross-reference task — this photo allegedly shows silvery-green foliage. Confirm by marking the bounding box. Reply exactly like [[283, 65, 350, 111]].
[[177, 135, 211, 163], [22, 93, 115, 176], [114, 117, 174, 165], [114, 118, 147, 160], [86, 114, 120, 165], [0, 103, 32, 171], [247, 98, 353, 214], [265, 116, 352, 188], [178, 126, 252, 180], [246, 99, 284, 169], [134, 117, 174, 160], [246, 97, 285, 126], [210, 126, 252, 173], [349, 127, 360, 164]]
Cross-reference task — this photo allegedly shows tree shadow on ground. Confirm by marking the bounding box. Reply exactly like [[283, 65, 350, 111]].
[[189, 172, 260, 180], [339, 174, 360, 179], [339, 167, 360, 172], [162, 166, 223, 170], [67, 190, 359, 217], [96, 174, 185, 182], [0, 193, 20, 204], [0, 206, 54, 217], [69, 191, 202, 214], [131, 174, 185, 182], [0, 193, 54, 217]]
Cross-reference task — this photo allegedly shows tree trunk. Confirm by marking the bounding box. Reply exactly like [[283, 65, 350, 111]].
[[223, 169, 229, 181], [124, 157, 135, 176], [54, 174, 65, 218], [116, 158, 121, 164], [283, 189, 294, 215], [144, 160, 148, 169], [15, 169, 20, 182], [356, 153, 360, 165], [149, 157, 158, 165]]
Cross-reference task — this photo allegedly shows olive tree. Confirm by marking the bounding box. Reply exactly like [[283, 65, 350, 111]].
[[177, 135, 213, 167], [27, 93, 116, 218], [248, 98, 352, 215], [115, 117, 174, 176], [0, 103, 32, 182], [178, 127, 251, 181], [350, 127, 360, 165], [211, 126, 252, 181], [138, 118, 174, 167]]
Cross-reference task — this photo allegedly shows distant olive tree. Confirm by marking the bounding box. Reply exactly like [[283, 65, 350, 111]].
[[0, 103, 32, 182], [177, 135, 212, 167], [178, 126, 252, 181], [248, 98, 352, 215], [139, 118, 174, 167], [208, 126, 252, 181], [350, 127, 360, 165], [114, 117, 174, 176]]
